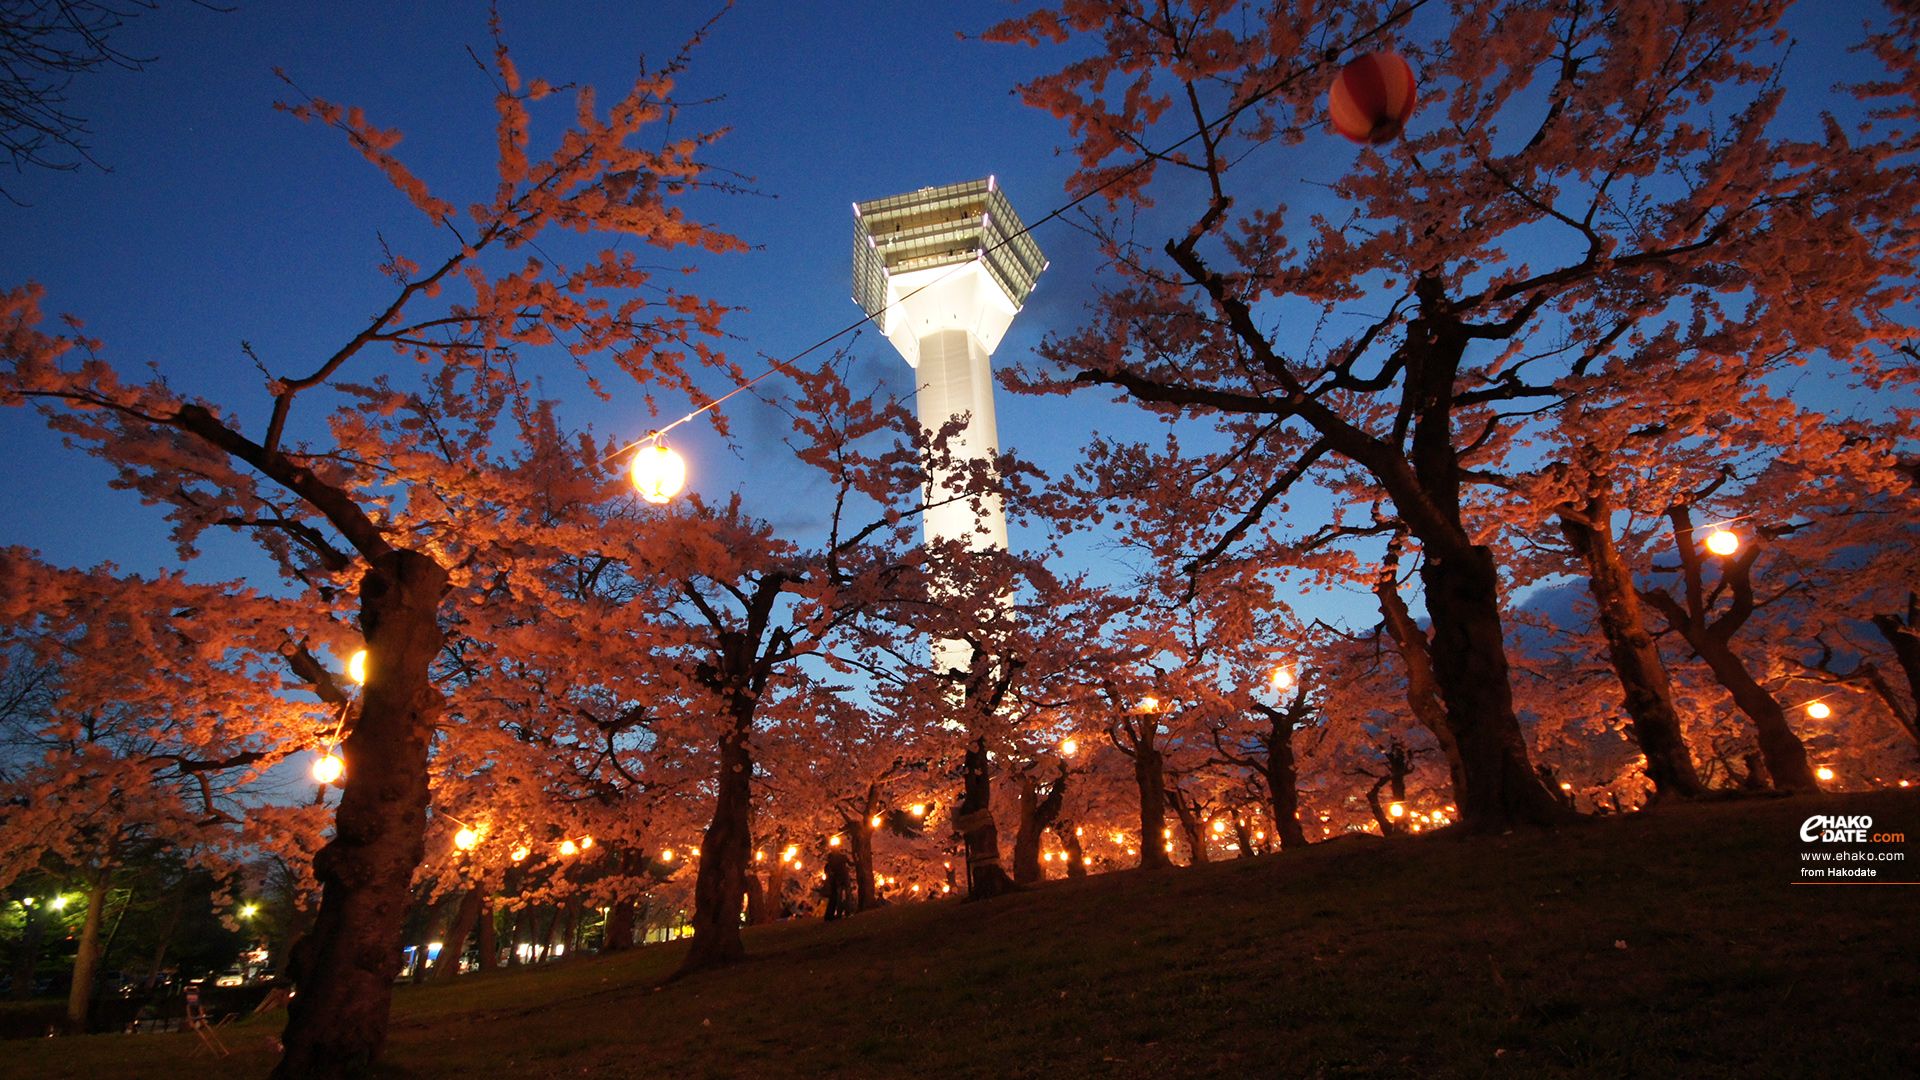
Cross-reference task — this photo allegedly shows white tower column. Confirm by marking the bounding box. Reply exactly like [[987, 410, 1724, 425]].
[[852, 178, 1047, 563]]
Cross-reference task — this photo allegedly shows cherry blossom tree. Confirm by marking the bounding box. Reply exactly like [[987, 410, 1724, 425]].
[[988, 0, 1919, 831], [0, 551, 320, 1030], [0, 29, 742, 1074]]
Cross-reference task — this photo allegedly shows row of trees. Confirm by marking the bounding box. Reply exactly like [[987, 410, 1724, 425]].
[[1, 3, 1917, 1077]]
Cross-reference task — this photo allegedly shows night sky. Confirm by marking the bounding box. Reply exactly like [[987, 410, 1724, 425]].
[[0, 0, 1895, 631], [0, 2, 1118, 571]]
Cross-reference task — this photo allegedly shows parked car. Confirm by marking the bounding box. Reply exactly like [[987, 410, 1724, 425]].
[[214, 968, 245, 988]]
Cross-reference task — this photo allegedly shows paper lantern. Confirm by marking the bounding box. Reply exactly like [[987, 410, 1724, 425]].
[[1329, 51, 1418, 144], [1806, 702, 1832, 720], [631, 444, 687, 504], [312, 752, 345, 784], [1705, 530, 1739, 556]]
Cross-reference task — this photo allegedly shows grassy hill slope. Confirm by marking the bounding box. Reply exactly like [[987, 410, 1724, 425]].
[[7, 789, 1915, 1079]]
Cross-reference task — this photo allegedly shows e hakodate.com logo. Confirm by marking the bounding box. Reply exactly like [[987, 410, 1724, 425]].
[[1797, 815, 1908, 882]]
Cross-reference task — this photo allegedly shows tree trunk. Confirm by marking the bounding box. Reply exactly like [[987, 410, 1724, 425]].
[[1230, 814, 1257, 858], [1013, 774, 1044, 884], [1686, 631, 1820, 792], [1166, 786, 1209, 865], [1872, 597, 1920, 744], [956, 737, 1016, 899], [1055, 822, 1087, 877], [432, 887, 483, 980], [677, 710, 754, 975], [1012, 768, 1066, 884], [763, 838, 788, 922], [1559, 493, 1705, 798], [604, 898, 635, 953], [1376, 563, 1467, 802], [1262, 719, 1310, 851], [273, 549, 447, 1080], [1419, 546, 1572, 830], [63, 865, 111, 1032], [1365, 775, 1397, 835], [852, 783, 880, 911], [1131, 733, 1173, 870], [539, 907, 561, 961], [477, 898, 498, 970]]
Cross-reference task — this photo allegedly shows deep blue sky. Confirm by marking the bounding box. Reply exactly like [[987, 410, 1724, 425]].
[[0, 0, 1897, 633], [0, 1, 1133, 571]]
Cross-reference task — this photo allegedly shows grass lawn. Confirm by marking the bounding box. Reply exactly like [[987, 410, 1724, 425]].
[[6, 789, 1915, 1079]]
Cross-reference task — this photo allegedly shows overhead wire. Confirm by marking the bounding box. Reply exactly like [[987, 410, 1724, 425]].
[[596, 3, 1430, 467]]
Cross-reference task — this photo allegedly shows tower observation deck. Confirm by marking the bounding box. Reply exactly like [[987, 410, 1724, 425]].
[[852, 178, 1047, 553]]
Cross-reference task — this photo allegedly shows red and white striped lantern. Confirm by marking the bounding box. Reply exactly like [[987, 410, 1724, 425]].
[[1328, 51, 1418, 145]]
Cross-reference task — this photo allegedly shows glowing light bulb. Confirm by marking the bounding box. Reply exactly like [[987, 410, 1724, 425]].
[[1061, 738, 1078, 756], [755, 850, 765, 861], [1561, 782, 1573, 791], [660, 849, 673, 862], [510, 847, 529, 862], [829, 836, 841, 847], [871, 815, 883, 828], [580, 836, 594, 849], [1389, 803, 1406, 819], [1272, 667, 1293, 689], [1806, 702, 1832, 719], [559, 840, 577, 856], [454, 827, 480, 851], [1705, 530, 1739, 556], [631, 444, 687, 504], [241, 905, 257, 917], [1212, 820, 1227, 833], [1141, 696, 1159, 712], [312, 753, 345, 784], [347, 650, 368, 684], [783, 845, 799, 860], [909, 804, 926, 817], [1816, 765, 1835, 782]]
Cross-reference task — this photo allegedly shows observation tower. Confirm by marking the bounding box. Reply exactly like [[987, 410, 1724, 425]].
[[852, 178, 1047, 555]]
